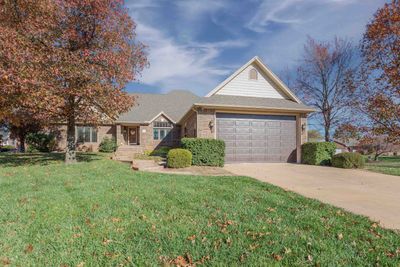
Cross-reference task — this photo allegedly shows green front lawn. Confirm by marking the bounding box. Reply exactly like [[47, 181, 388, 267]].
[[365, 156, 400, 176], [0, 153, 399, 266]]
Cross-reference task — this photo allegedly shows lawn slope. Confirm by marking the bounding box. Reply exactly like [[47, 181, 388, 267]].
[[365, 156, 400, 176], [0, 153, 399, 266]]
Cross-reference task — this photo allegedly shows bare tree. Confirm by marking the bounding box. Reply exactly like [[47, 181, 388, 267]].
[[294, 37, 355, 141]]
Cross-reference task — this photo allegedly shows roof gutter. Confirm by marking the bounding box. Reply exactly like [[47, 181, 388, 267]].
[[192, 103, 316, 113]]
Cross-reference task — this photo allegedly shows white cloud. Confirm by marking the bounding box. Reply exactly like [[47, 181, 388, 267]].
[[246, 0, 359, 33], [134, 22, 248, 95]]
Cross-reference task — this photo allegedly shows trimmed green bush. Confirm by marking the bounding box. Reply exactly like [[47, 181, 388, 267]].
[[26, 132, 56, 152], [181, 138, 225, 167], [167, 148, 192, 168], [301, 142, 336, 166], [332, 152, 365, 169], [98, 137, 117, 152]]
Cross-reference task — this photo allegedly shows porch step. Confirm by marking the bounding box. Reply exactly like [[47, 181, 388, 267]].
[[113, 146, 144, 162]]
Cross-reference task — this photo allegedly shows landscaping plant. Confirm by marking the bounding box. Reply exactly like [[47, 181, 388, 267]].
[[98, 137, 118, 153], [301, 142, 336, 165], [26, 132, 56, 152], [181, 138, 225, 167], [167, 148, 192, 168], [332, 152, 365, 169]]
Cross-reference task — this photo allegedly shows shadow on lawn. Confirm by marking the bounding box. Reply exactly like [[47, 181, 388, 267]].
[[0, 152, 103, 167]]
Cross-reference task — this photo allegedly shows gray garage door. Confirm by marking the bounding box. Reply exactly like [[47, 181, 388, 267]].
[[216, 113, 297, 162]]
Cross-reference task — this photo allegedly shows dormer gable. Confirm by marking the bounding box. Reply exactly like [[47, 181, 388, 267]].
[[206, 56, 301, 103]]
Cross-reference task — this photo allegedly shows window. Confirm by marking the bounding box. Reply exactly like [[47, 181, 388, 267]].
[[154, 121, 172, 128], [77, 126, 97, 143], [249, 68, 258, 80], [153, 120, 173, 141], [153, 128, 159, 140]]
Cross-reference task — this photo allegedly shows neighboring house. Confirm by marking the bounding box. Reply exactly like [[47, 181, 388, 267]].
[[0, 126, 16, 147], [333, 140, 352, 154], [56, 56, 314, 163]]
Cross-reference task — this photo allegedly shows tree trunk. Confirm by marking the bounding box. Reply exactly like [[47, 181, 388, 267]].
[[65, 113, 77, 164], [324, 125, 330, 142], [18, 132, 25, 153]]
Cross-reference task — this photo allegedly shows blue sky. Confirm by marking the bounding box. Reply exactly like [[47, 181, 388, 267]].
[[125, 0, 386, 97]]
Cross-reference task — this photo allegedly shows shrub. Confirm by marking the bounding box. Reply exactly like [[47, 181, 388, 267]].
[[26, 132, 56, 152], [181, 138, 225, 167], [301, 142, 336, 166], [332, 152, 365, 169], [167, 148, 192, 168], [98, 137, 117, 152]]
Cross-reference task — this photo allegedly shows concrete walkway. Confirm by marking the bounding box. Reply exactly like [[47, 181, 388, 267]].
[[224, 163, 400, 230]]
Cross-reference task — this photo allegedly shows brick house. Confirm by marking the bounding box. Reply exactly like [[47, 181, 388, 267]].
[[56, 57, 314, 163]]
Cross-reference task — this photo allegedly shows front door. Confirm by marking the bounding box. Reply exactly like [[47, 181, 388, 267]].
[[128, 127, 138, 145]]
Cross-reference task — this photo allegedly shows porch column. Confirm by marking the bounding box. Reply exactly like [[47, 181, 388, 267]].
[[116, 124, 122, 146]]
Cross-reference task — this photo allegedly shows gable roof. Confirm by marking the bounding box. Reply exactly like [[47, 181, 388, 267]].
[[205, 56, 301, 103], [116, 90, 200, 123]]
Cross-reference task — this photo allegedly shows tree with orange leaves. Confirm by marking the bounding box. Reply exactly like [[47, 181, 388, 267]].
[[0, 0, 148, 163]]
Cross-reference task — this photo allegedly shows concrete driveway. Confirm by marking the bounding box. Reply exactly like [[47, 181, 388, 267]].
[[224, 163, 400, 230]]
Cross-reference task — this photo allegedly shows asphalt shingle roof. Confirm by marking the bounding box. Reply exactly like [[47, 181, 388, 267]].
[[116, 90, 314, 124], [116, 90, 200, 123]]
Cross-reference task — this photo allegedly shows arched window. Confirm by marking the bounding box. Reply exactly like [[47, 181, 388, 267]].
[[249, 68, 258, 80]]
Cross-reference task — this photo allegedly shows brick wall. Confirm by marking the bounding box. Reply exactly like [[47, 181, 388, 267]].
[[196, 108, 215, 138], [181, 112, 197, 138], [54, 125, 115, 152]]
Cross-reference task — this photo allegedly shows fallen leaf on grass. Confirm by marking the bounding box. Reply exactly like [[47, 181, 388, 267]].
[[73, 233, 82, 238], [111, 217, 121, 223], [1, 257, 11, 266], [272, 254, 283, 261], [337, 233, 343, 240], [187, 235, 196, 241], [24, 244, 34, 254], [102, 238, 112, 245]]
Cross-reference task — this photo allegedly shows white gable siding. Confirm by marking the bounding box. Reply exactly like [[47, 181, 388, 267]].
[[215, 63, 288, 99]]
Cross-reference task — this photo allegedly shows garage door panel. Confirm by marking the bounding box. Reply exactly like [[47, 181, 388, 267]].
[[252, 134, 266, 140], [236, 141, 251, 147], [217, 113, 297, 163], [218, 120, 235, 127], [235, 155, 252, 162], [252, 155, 266, 161], [219, 134, 235, 141], [225, 148, 235, 155], [266, 121, 280, 127], [219, 127, 235, 134], [224, 141, 235, 147], [251, 121, 265, 127], [235, 134, 250, 141], [267, 128, 281, 135], [252, 141, 266, 147], [236, 127, 251, 134], [235, 121, 250, 126], [252, 148, 266, 154], [252, 128, 266, 134]]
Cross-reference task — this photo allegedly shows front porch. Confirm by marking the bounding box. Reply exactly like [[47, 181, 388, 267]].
[[116, 124, 141, 146], [114, 124, 150, 162]]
